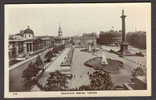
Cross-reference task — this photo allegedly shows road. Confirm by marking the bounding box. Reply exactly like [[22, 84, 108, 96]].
[[9, 48, 49, 92]]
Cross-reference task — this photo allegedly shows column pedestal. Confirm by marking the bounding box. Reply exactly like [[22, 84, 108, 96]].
[[119, 42, 129, 56]]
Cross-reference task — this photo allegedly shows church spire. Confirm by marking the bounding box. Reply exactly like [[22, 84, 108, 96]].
[[58, 24, 62, 37]]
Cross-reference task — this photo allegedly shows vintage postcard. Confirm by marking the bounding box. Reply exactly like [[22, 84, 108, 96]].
[[4, 3, 151, 98]]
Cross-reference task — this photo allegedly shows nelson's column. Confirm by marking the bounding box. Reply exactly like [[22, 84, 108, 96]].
[[119, 10, 129, 56]]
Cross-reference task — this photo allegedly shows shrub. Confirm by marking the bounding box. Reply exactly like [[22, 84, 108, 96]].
[[89, 70, 113, 90], [136, 52, 144, 57], [45, 70, 68, 91], [79, 85, 91, 91], [126, 31, 146, 49], [36, 55, 44, 68], [131, 67, 145, 77], [22, 56, 44, 91], [22, 62, 40, 90], [44, 50, 54, 63]]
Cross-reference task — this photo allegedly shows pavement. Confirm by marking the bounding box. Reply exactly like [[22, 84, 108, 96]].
[[37, 48, 70, 87], [34, 47, 96, 90], [10, 45, 146, 91], [67, 48, 95, 89], [98, 46, 146, 85], [37, 46, 146, 89], [101, 45, 146, 69], [66, 47, 136, 88]]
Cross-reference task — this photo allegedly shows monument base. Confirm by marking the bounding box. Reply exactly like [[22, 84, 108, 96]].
[[118, 42, 132, 56]]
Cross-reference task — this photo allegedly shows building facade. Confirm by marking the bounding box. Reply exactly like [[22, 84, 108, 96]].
[[97, 30, 122, 45], [9, 26, 54, 64], [80, 33, 97, 50]]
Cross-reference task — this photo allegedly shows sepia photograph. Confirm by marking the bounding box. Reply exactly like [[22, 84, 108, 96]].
[[4, 3, 151, 98]]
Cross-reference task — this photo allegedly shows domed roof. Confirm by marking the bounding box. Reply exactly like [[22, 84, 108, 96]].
[[23, 26, 34, 34]]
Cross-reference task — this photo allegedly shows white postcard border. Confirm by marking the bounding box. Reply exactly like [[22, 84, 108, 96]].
[[4, 3, 151, 98]]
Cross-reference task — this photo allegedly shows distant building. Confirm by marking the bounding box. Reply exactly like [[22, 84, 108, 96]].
[[54, 25, 64, 46], [126, 31, 146, 49], [81, 33, 97, 50], [72, 36, 81, 47], [35, 36, 54, 51], [97, 30, 122, 45]]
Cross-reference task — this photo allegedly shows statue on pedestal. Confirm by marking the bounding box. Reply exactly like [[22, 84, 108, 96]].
[[101, 52, 108, 65], [88, 43, 92, 52]]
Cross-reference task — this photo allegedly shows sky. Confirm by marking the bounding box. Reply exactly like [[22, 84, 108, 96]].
[[5, 3, 151, 37]]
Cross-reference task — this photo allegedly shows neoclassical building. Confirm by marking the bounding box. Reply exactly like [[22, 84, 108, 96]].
[[9, 26, 54, 63]]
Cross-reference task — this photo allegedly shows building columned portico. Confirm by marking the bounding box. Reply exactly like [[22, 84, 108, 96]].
[[9, 26, 54, 63]]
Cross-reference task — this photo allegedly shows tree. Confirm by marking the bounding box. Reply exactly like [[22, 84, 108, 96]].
[[89, 70, 113, 90], [97, 31, 121, 45], [36, 55, 44, 68], [79, 85, 91, 91], [22, 62, 37, 80], [22, 62, 39, 90], [52, 45, 65, 54], [53, 47, 59, 54], [22, 56, 44, 91], [44, 50, 54, 63], [45, 70, 68, 91], [131, 67, 145, 77], [126, 31, 146, 49]]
